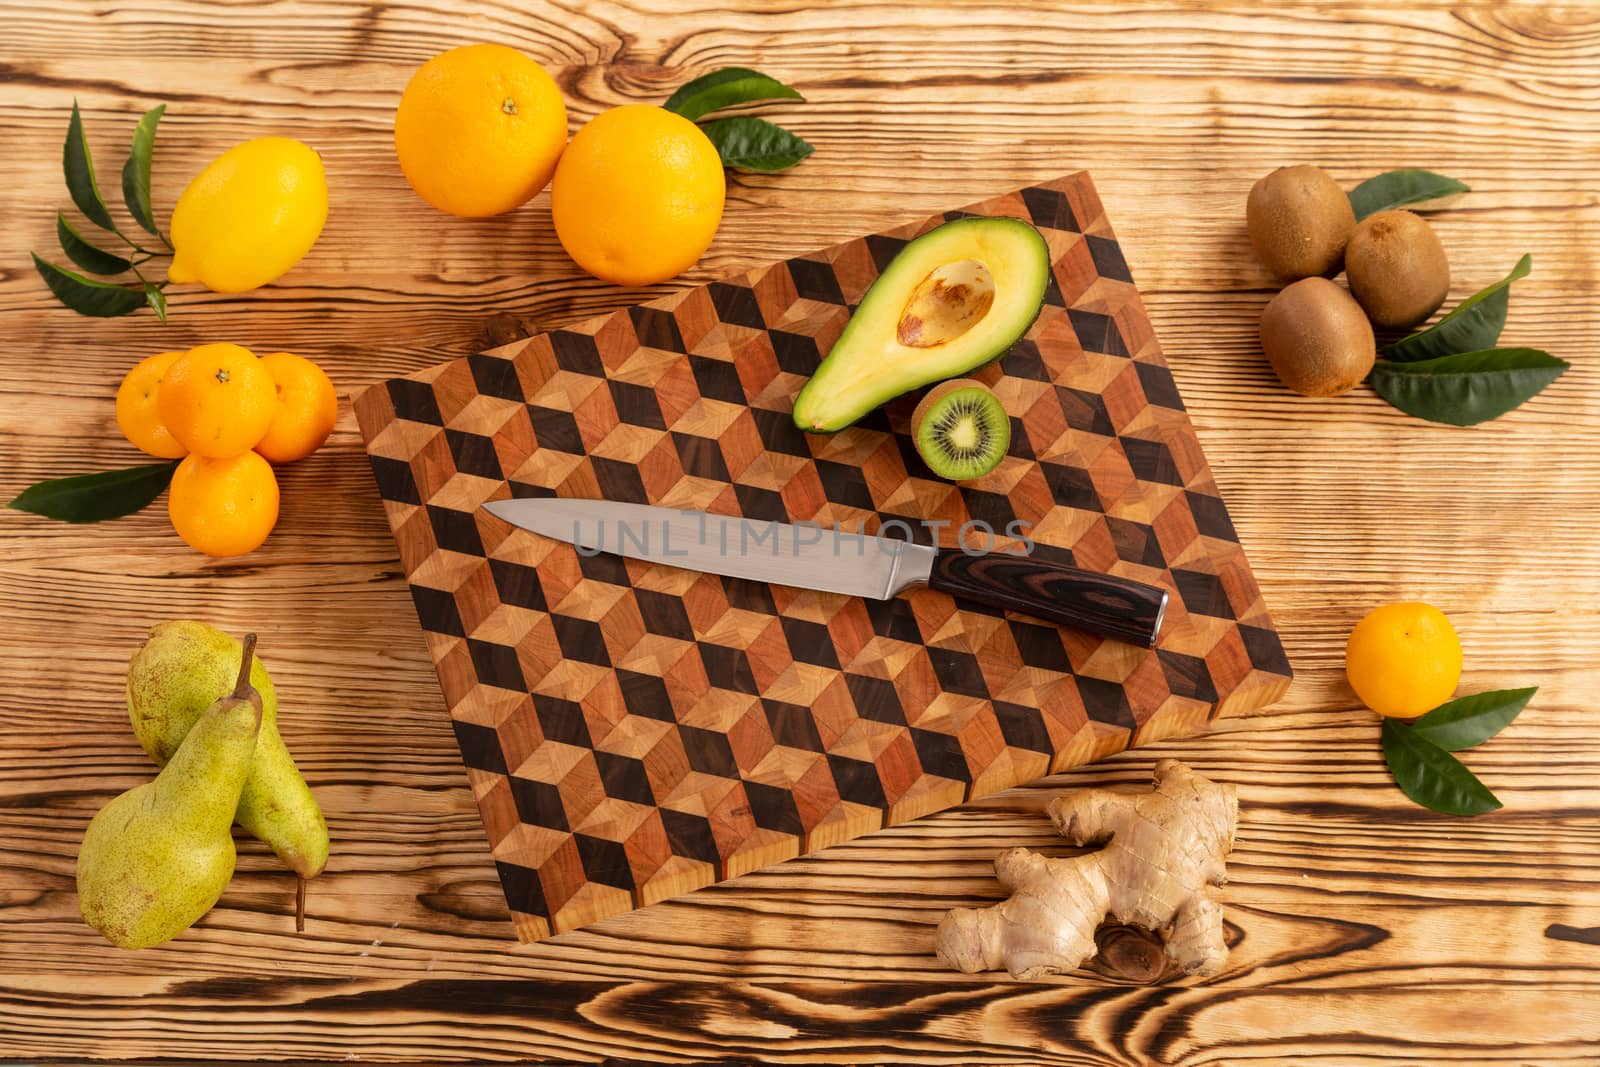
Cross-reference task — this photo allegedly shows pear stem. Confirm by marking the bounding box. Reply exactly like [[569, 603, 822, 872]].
[[233, 633, 258, 699], [296, 875, 306, 933]]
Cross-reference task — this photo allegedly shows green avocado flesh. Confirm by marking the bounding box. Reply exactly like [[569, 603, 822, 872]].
[[791, 216, 1051, 433]]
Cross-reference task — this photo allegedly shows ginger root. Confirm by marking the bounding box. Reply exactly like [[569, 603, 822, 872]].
[[936, 759, 1238, 980]]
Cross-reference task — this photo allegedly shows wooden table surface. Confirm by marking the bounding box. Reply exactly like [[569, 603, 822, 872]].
[[3, 2, 1597, 1063]]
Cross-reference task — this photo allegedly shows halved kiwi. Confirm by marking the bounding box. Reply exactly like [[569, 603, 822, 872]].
[[911, 379, 1010, 482]]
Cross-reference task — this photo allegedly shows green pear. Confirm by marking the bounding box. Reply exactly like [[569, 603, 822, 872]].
[[127, 622, 328, 889], [79, 635, 264, 948]]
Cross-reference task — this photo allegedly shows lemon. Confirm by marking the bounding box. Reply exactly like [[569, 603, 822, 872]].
[[167, 137, 328, 293]]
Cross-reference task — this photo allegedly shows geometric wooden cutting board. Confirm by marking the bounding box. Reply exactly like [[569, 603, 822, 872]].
[[353, 172, 1293, 943]]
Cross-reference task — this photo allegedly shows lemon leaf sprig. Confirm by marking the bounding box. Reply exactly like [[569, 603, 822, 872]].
[[1348, 169, 1469, 221], [1383, 255, 1531, 363], [1380, 688, 1535, 815], [1364, 256, 1567, 426], [56, 213, 132, 275], [663, 68, 813, 173], [7, 462, 180, 523], [34, 100, 172, 321], [664, 68, 801, 122], [122, 104, 167, 236]]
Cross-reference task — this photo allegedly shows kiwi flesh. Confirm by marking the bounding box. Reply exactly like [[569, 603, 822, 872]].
[[1246, 165, 1356, 280], [1259, 277, 1375, 397], [1344, 209, 1450, 330], [911, 379, 1010, 481]]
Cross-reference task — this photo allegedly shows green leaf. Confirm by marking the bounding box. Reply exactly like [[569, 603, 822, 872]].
[[699, 116, 813, 172], [7, 461, 179, 523], [56, 213, 131, 275], [32, 253, 147, 317], [1381, 718, 1502, 816], [1383, 256, 1532, 363], [64, 99, 115, 231], [1411, 688, 1536, 751], [664, 67, 804, 122], [143, 282, 169, 323], [1370, 347, 1568, 426], [1349, 169, 1470, 221], [121, 103, 165, 236]]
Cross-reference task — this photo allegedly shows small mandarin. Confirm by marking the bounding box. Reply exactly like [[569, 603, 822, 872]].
[[157, 344, 277, 458], [1345, 602, 1463, 718], [255, 352, 338, 464], [115, 351, 188, 459], [168, 451, 280, 557]]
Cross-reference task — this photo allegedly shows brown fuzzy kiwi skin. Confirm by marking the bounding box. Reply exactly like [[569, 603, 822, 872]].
[[1344, 209, 1451, 330], [1246, 165, 1356, 280], [1259, 278, 1376, 398]]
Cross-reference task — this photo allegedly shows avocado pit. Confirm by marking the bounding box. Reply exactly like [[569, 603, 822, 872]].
[[898, 258, 996, 347]]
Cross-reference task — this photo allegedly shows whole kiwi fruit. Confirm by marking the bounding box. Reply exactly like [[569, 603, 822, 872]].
[[1259, 277, 1375, 397], [1246, 165, 1356, 279], [1344, 209, 1450, 330]]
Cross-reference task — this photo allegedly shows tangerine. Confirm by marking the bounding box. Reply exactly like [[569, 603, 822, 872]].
[[158, 344, 277, 458], [115, 351, 188, 459], [168, 451, 281, 557], [255, 352, 338, 464], [1345, 602, 1463, 718]]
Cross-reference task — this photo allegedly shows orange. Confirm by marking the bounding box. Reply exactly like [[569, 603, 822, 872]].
[[255, 352, 338, 464], [394, 43, 568, 218], [1345, 602, 1463, 718], [551, 104, 725, 286], [168, 451, 280, 557], [115, 351, 188, 459], [157, 343, 277, 458]]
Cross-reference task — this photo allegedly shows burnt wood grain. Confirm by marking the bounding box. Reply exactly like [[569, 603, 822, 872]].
[[3, 2, 1598, 1063]]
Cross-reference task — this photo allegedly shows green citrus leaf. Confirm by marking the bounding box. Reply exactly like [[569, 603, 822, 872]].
[[121, 103, 165, 236], [699, 116, 813, 172], [1411, 688, 1536, 751], [1370, 347, 1568, 426], [1349, 169, 1470, 221], [664, 67, 804, 122], [64, 99, 115, 231], [32, 253, 147, 317], [1381, 718, 1502, 816], [1383, 256, 1532, 363], [56, 213, 131, 275], [143, 283, 169, 323], [7, 461, 179, 523]]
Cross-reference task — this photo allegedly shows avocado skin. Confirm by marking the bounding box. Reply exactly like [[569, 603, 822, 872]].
[[792, 216, 1050, 434]]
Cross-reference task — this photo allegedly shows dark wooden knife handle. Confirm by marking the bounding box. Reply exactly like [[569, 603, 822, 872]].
[[926, 550, 1169, 647]]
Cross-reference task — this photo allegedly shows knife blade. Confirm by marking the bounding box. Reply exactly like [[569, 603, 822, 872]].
[[482, 498, 1168, 646]]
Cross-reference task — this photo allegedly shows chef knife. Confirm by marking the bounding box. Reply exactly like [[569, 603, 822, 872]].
[[482, 498, 1169, 647]]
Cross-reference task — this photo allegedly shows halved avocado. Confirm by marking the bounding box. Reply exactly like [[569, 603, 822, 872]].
[[791, 216, 1051, 433]]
